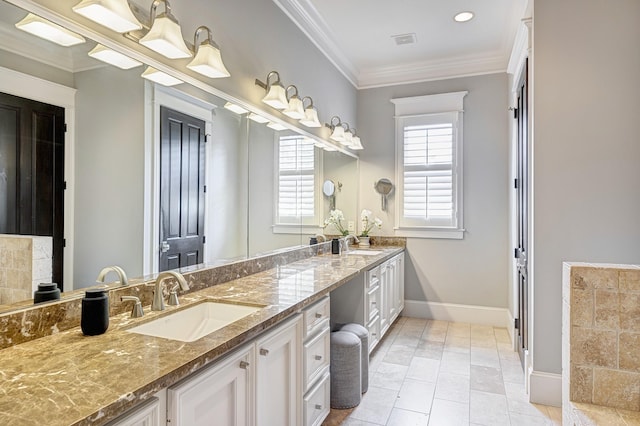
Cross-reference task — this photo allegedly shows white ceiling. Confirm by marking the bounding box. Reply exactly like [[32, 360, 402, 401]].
[[274, 0, 528, 88]]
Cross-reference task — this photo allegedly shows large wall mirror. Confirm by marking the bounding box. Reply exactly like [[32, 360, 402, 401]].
[[0, 0, 359, 311]]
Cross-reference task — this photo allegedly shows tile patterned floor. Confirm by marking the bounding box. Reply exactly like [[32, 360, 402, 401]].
[[322, 317, 562, 426]]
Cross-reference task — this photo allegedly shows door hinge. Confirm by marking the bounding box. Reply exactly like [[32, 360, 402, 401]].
[[63, 181, 67, 190], [514, 178, 518, 189], [63, 238, 66, 248], [513, 108, 518, 119], [204, 133, 210, 143], [203, 236, 206, 244], [64, 123, 68, 133], [514, 248, 519, 259], [203, 185, 207, 193], [515, 318, 520, 329]]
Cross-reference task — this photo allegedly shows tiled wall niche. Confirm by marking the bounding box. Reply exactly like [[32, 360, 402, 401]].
[[563, 262, 640, 421]]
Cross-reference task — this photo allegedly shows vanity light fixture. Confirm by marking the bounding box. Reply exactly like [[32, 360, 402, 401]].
[[141, 66, 182, 86], [223, 102, 248, 114], [326, 116, 345, 143], [282, 85, 305, 119], [255, 71, 288, 110], [248, 113, 270, 124], [187, 26, 230, 78], [341, 123, 353, 146], [15, 13, 86, 47], [88, 44, 142, 69], [349, 128, 364, 150], [139, 0, 192, 59], [267, 122, 287, 131], [72, 0, 142, 33], [299, 96, 322, 128], [454, 11, 474, 22]]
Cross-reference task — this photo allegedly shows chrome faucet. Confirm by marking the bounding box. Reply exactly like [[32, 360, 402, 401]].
[[96, 265, 129, 287], [315, 234, 327, 243], [344, 235, 359, 251], [150, 271, 189, 311]]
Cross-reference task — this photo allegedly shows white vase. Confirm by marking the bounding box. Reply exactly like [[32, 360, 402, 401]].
[[359, 236, 370, 247]]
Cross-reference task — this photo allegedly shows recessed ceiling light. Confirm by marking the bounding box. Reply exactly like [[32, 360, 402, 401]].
[[454, 11, 474, 23]]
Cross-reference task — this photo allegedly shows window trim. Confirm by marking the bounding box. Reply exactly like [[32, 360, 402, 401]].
[[392, 91, 467, 239], [273, 134, 323, 233]]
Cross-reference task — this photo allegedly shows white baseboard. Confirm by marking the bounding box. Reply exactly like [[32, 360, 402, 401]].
[[403, 300, 511, 329], [529, 370, 562, 407]]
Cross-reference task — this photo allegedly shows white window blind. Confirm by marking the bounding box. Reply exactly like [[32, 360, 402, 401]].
[[392, 91, 466, 239], [276, 135, 316, 223]]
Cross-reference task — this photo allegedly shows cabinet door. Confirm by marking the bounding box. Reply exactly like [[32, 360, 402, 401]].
[[379, 261, 390, 335], [106, 396, 162, 426], [167, 345, 254, 426], [388, 260, 398, 322], [396, 253, 405, 314], [255, 315, 302, 426]]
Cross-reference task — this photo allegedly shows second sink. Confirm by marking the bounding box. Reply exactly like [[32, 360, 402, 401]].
[[127, 301, 262, 342]]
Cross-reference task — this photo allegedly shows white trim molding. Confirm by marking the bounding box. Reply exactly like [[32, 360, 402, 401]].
[[529, 370, 562, 407], [403, 300, 511, 329]]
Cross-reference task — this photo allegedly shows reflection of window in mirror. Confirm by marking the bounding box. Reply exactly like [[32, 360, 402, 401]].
[[275, 135, 321, 227]]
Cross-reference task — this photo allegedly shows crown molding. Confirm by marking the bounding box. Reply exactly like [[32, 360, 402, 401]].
[[273, 0, 359, 87]]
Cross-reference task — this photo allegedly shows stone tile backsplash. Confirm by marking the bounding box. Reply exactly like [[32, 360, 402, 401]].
[[0, 235, 52, 305]]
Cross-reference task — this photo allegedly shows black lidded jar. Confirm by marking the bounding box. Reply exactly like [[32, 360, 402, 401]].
[[331, 238, 340, 254], [33, 283, 60, 304], [81, 289, 109, 336]]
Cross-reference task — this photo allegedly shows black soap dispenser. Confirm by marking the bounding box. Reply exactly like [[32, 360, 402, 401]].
[[33, 283, 60, 304], [81, 289, 109, 336], [331, 238, 340, 254]]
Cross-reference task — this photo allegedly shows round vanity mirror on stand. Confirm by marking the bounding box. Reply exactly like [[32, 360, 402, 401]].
[[374, 178, 394, 211], [323, 179, 336, 210]]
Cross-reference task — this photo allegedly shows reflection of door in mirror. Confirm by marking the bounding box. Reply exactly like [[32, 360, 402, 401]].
[[0, 92, 64, 289], [159, 106, 205, 271]]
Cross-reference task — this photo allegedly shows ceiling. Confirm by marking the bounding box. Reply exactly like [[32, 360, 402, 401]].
[[274, 0, 528, 88]]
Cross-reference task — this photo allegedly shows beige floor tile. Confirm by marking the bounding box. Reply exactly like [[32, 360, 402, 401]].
[[470, 390, 510, 426], [470, 337, 498, 349], [470, 347, 501, 368], [470, 324, 495, 338], [445, 335, 471, 354], [428, 398, 470, 426], [394, 379, 436, 414], [447, 322, 471, 338], [383, 344, 416, 366], [508, 412, 554, 425], [341, 418, 382, 426], [386, 408, 429, 426], [435, 371, 471, 403], [470, 365, 505, 395], [369, 362, 408, 391], [493, 328, 511, 344], [406, 356, 440, 383], [617, 408, 640, 425], [393, 334, 422, 347], [507, 398, 551, 418], [546, 406, 563, 425], [440, 351, 471, 377], [348, 386, 398, 425], [415, 340, 444, 360]]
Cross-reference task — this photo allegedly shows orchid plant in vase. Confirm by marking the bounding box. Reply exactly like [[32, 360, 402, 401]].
[[323, 209, 349, 236], [359, 209, 382, 246]]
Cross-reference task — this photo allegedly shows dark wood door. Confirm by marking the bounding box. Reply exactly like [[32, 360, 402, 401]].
[[0, 92, 64, 289], [159, 106, 205, 271], [515, 59, 529, 367]]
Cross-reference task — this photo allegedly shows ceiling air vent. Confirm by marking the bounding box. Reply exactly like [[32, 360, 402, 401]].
[[392, 33, 416, 46]]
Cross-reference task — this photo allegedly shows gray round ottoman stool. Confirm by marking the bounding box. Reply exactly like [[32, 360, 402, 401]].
[[330, 331, 362, 409], [341, 323, 369, 393]]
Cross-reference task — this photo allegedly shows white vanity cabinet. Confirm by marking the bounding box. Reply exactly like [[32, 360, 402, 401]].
[[331, 252, 405, 354], [105, 392, 166, 426], [255, 315, 302, 426], [167, 344, 254, 426]]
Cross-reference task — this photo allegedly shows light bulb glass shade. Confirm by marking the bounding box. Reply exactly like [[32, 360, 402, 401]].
[[141, 66, 182, 86], [88, 44, 142, 69], [72, 0, 142, 33], [341, 130, 353, 146], [139, 13, 192, 59], [299, 107, 321, 128], [282, 96, 305, 119], [187, 41, 230, 78], [262, 82, 288, 110], [248, 113, 270, 123], [350, 135, 363, 150], [267, 122, 287, 131], [16, 13, 86, 47], [223, 102, 248, 114], [329, 125, 345, 142]]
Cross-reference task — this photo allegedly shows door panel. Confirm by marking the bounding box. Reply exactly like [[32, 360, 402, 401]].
[[159, 106, 205, 271]]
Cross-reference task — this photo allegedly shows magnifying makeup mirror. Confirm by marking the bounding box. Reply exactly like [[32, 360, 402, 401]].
[[374, 178, 394, 211], [323, 180, 336, 210]]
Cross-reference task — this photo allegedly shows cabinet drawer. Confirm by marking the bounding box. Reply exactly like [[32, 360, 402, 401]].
[[106, 396, 160, 426], [303, 371, 330, 426], [365, 266, 380, 290], [303, 296, 330, 339], [367, 315, 380, 353], [366, 285, 380, 322], [303, 325, 330, 392]]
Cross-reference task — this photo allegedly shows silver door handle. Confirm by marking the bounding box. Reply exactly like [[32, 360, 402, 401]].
[[161, 241, 170, 253]]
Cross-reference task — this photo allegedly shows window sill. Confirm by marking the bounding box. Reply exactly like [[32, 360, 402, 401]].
[[394, 227, 465, 240], [272, 224, 324, 235]]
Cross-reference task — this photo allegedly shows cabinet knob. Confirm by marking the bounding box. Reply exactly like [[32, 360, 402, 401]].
[[315, 404, 322, 410], [314, 355, 322, 361], [239, 361, 250, 369], [260, 348, 269, 356], [314, 312, 323, 319], [371, 301, 377, 306]]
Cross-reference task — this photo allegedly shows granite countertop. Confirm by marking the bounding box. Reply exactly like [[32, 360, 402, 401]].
[[0, 247, 403, 426]]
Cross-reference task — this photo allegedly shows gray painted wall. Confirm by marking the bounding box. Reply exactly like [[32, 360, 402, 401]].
[[533, 0, 640, 374], [357, 73, 510, 308], [0, 49, 74, 87]]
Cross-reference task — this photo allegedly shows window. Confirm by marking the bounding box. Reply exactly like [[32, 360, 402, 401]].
[[392, 91, 467, 239], [274, 135, 321, 230]]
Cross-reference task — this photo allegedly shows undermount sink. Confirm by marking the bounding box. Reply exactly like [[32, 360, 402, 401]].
[[348, 250, 383, 256], [127, 301, 262, 342]]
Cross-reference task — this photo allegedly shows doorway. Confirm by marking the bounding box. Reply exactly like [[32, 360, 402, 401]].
[[515, 58, 529, 366], [0, 92, 65, 289], [158, 106, 205, 271]]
